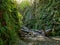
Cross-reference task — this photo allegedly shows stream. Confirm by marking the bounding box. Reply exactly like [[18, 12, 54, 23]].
[[18, 27, 60, 45]]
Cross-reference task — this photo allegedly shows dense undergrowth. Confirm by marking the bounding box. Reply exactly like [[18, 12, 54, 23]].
[[0, 0, 60, 45], [19, 0, 60, 36], [0, 0, 23, 45]]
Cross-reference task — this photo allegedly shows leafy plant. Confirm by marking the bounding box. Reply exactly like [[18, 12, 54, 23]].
[[20, 0, 60, 36], [0, 0, 23, 45]]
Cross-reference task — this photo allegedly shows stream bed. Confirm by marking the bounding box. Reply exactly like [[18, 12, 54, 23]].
[[19, 36, 60, 45]]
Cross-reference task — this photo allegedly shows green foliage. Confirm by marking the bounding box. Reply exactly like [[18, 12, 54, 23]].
[[0, 0, 23, 45], [19, 0, 31, 10], [20, 0, 60, 36]]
